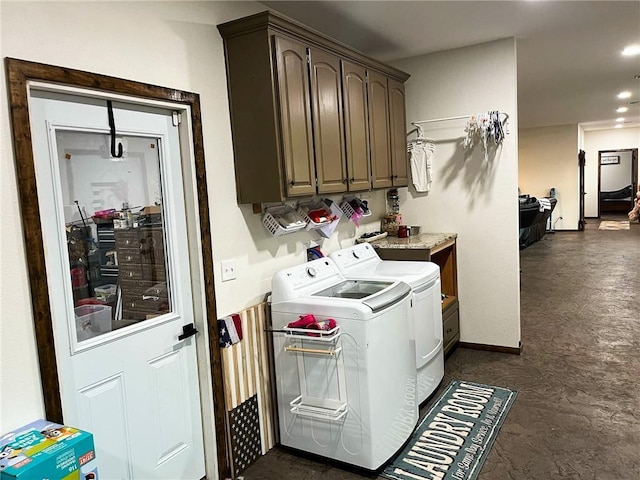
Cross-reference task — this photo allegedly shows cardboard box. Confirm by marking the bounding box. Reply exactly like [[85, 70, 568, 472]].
[[0, 420, 98, 479]]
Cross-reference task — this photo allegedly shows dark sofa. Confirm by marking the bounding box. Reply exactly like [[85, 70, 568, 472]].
[[600, 184, 633, 213], [519, 196, 557, 249]]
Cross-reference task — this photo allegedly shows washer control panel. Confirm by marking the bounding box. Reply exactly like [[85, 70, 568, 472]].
[[330, 243, 379, 269]]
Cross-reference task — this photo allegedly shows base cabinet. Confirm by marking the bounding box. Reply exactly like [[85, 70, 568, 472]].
[[443, 303, 460, 355]]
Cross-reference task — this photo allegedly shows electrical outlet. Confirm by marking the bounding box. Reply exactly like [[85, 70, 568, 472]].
[[220, 259, 237, 282]]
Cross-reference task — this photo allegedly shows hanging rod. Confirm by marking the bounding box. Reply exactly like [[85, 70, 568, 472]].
[[412, 112, 509, 125]]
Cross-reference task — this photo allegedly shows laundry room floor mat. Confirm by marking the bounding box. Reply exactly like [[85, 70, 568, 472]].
[[598, 220, 630, 230], [381, 380, 517, 480]]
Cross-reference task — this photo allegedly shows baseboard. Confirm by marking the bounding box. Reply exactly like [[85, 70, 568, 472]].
[[458, 341, 522, 355]]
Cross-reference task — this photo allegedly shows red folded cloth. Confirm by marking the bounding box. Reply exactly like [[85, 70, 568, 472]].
[[287, 315, 337, 336], [287, 314, 317, 329]]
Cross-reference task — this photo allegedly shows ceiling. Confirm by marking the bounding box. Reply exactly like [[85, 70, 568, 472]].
[[261, 1, 640, 131]]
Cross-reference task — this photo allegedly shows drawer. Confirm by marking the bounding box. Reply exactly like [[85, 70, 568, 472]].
[[443, 305, 459, 353], [115, 230, 139, 247], [100, 266, 119, 278], [121, 284, 168, 301], [140, 248, 165, 265], [139, 229, 164, 251], [122, 295, 170, 316], [142, 263, 167, 282], [119, 263, 144, 280], [118, 248, 141, 264], [141, 282, 168, 298], [120, 279, 155, 291]]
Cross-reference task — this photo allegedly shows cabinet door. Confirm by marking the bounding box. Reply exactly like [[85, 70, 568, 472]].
[[274, 35, 317, 197], [342, 61, 371, 192], [309, 48, 347, 194], [389, 78, 408, 187], [367, 71, 393, 189]]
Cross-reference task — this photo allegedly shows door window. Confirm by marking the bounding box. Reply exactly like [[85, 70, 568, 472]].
[[56, 130, 171, 343]]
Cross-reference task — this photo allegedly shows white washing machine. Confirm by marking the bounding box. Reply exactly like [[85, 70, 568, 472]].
[[271, 257, 418, 470], [329, 243, 444, 405]]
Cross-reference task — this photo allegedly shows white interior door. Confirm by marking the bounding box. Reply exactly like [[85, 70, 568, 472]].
[[28, 89, 205, 480]]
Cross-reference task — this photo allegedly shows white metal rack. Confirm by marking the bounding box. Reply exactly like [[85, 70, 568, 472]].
[[282, 324, 348, 422]]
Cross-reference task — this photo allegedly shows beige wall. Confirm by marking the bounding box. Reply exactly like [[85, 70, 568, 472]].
[[583, 127, 640, 217], [519, 124, 579, 230], [0, 0, 267, 436], [392, 38, 521, 349], [1, 1, 524, 447], [0, 0, 388, 437]]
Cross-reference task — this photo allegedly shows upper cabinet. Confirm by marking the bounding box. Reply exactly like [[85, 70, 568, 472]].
[[368, 71, 392, 189], [274, 36, 317, 197], [218, 11, 410, 204], [389, 79, 409, 187], [309, 47, 347, 194], [341, 61, 371, 192]]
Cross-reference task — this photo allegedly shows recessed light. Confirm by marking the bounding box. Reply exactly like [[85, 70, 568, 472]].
[[615, 124, 623, 129], [618, 91, 632, 99], [616, 107, 628, 113], [622, 45, 640, 56], [616, 117, 625, 122]]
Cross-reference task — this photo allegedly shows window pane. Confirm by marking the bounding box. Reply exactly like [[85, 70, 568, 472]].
[[56, 130, 171, 343]]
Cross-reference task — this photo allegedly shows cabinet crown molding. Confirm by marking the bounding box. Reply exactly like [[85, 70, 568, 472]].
[[217, 10, 410, 82]]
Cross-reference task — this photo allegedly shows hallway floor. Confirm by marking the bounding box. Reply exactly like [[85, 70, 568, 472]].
[[241, 221, 640, 480]]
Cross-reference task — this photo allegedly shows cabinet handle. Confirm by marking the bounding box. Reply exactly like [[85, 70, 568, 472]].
[[350, 178, 355, 183], [289, 180, 295, 186], [446, 328, 453, 334]]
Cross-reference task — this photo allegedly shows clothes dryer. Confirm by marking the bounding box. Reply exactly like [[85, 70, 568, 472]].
[[271, 257, 418, 470], [329, 243, 444, 404]]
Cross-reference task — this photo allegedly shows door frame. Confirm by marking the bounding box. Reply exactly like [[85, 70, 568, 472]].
[[597, 148, 638, 217], [5, 58, 229, 479]]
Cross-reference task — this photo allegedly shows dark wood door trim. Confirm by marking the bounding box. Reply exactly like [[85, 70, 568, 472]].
[[5, 57, 229, 480], [597, 148, 638, 217], [579, 150, 586, 230]]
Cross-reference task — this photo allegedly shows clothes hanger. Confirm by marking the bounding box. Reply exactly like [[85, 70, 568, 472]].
[[107, 100, 124, 158], [407, 122, 435, 148]]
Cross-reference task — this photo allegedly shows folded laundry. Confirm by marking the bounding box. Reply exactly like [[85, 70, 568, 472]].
[[538, 197, 552, 211], [287, 314, 337, 334], [287, 313, 316, 328]]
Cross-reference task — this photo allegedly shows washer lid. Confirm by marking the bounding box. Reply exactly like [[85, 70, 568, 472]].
[[329, 244, 440, 288], [312, 279, 411, 313], [374, 261, 440, 279]]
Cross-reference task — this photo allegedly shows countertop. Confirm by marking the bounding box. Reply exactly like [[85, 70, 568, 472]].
[[369, 232, 457, 250]]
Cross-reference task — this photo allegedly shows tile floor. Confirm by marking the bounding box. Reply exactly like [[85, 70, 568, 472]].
[[241, 217, 640, 479]]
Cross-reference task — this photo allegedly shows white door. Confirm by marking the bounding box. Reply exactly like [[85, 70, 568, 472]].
[[28, 89, 206, 480]]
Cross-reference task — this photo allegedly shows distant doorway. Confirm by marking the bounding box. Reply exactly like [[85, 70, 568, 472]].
[[598, 148, 638, 217]]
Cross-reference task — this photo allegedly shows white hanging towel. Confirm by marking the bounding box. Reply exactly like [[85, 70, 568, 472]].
[[410, 143, 434, 192]]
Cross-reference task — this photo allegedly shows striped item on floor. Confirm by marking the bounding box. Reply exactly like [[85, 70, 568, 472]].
[[219, 302, 275, 476]]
